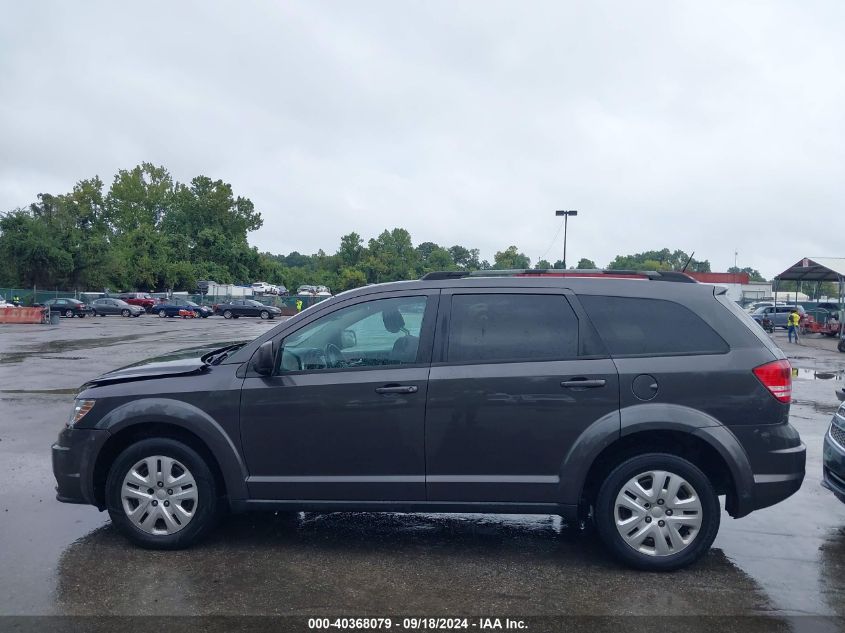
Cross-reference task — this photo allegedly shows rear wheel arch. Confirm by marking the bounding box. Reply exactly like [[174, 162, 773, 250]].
[[578, 429, 740, 519]]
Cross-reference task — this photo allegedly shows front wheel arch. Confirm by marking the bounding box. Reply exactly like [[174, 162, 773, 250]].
[[93, 422, 228, 511]]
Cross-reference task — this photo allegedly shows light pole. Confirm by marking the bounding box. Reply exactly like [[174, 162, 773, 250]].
[[555, 210, 578, 269]]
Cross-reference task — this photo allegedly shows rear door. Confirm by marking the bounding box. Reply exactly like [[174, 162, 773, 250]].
[[424, 288, 619, 504]]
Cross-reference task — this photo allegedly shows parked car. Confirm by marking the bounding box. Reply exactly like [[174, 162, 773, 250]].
[[823, 401, 845, 504], [52, 269, 805, 570], [296, 285, 317, 295], [91, 298, 144, 318], [751, 305, 806, 329], [214, 299, 282, 320], [43, 298, 93, 318], [251, 282, 272, 296], [118, 292, 158, 313], [154, 299, 213, 319]]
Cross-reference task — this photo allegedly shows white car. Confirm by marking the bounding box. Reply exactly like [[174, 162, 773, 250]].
[[251, 282, 271, 295]]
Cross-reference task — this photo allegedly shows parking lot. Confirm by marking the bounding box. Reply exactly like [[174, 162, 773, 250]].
[[1, 317, 845, 629]]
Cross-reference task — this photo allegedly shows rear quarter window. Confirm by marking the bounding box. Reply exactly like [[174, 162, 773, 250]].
[[578, 295, 729, 357]]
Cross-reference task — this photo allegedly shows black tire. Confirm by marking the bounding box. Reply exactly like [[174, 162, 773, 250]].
[[594, 453, 720, 571], [260, 310, 269, 320], [121, 309, 130, 317], [838, 339, 845, 353], [105, 438, 220, 549], [64, 309, 73, 318], [77, 314, 86, 318], [223, 310, 233, 320], [158, 309, 167, 318], [201, 314, 209, 318]]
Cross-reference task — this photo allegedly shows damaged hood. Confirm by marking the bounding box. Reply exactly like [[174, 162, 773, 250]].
[[85, 342, 245, 386]]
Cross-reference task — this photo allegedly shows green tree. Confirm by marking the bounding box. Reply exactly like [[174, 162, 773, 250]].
[[576, 258, 596, 269], [728, 266, 766, 282], [493, 246, 530, 270]]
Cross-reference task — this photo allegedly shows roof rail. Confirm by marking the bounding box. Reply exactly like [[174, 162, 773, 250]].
[[420, 269, 697, 283]]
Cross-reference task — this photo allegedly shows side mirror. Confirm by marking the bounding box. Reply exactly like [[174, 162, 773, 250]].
[[341, 329, 357, 349], [253, 341, 274, 376]]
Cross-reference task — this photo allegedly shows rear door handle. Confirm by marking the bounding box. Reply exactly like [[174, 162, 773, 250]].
[[375, 385, 419, 394], [560, 378, 606, 389]]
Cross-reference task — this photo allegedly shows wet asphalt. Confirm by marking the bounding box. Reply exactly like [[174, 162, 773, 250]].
[[1, 316, 845, 627]]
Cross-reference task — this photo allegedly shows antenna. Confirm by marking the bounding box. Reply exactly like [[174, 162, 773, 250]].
[[681, 251, 695, 273]]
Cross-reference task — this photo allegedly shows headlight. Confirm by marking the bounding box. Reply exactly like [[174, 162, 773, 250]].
[[69, 399, 96, 427]]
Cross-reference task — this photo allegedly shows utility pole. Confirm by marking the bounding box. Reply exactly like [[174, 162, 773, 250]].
[[555, 210, 578, 269]]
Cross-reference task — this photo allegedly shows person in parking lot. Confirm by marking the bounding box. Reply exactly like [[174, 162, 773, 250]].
[[788, 308, 801, 344], [296, 298, 303, 312]]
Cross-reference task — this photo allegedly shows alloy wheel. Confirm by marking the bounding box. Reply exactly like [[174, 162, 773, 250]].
[[121, 455, 198, 536], [614, 470, 703, 557]]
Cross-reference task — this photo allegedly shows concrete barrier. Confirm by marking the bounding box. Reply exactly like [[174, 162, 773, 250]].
[[0, 307, 48, 324]]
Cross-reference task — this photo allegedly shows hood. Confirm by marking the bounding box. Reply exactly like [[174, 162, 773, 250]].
[[85, 342, 246, 386]]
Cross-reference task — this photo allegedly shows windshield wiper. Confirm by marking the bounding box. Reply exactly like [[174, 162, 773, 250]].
[[202, 344, 245, 366]]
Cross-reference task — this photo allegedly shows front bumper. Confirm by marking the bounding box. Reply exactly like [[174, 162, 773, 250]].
[[822, 414, 845, 502], [52, 426, 110, 506]]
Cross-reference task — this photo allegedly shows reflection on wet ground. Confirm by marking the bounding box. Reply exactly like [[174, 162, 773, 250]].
[[55, 511, 773, 617], [793, 368, 845, 381]]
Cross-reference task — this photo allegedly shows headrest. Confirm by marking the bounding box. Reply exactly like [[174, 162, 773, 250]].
[[382, 307, 406, 333]]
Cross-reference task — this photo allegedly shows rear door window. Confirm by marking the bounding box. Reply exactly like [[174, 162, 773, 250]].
[[447, 294, 578, 363], [578, 295, 728, 357]]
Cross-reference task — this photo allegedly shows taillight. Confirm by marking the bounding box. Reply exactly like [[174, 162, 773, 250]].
[[753, 359, 792, 403]]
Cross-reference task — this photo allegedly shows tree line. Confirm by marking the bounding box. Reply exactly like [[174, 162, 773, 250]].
[[1, 163, 750, 295]]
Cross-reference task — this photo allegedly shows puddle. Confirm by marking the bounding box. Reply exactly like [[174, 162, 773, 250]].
[[0, 334, 147, 364], [1, 388, 78, 395], [792, 368, 845, 381]]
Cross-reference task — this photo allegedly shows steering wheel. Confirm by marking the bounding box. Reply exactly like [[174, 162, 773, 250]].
[[326, 343, 346, 368]]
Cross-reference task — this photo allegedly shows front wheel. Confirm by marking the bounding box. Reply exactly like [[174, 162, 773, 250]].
[[122, 309, 131, 317], [105, 438, 220, 549], [64, 309, 73, 318], [594, 453, 720, 571], [838, 339, 845, 353], [260, 310, 269, 320], [158, 310, 167, 318], [223, 310, 233, 320]]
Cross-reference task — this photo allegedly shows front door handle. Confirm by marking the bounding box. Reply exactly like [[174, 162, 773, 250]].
[[375, 385, 419, 394], [560, 378, 607, 389]]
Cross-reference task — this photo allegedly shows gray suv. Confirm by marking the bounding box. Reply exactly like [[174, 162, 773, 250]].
[[52, 270, 806, 571]]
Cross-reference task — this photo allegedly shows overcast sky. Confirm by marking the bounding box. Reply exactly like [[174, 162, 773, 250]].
[[2, 1, 843, 278]]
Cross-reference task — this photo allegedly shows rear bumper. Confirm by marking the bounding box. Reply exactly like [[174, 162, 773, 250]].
[[716, 422, 806, 517], [52, 427, 110, 506]]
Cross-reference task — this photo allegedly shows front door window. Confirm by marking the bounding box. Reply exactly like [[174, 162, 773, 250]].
[[280, 296, 428, 372]]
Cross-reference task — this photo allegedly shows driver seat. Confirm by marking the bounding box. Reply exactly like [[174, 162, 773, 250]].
[[389, 335, 419, 364]]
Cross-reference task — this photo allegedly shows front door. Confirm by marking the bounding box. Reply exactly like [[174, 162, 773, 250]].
[[240, 291, 438, 501], [425, 289, 620, 504]]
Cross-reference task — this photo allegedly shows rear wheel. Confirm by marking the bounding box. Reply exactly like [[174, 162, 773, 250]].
[[594, 453, 720, 571], [838, 339, 845, 353], [64, 309, 73, 318], [158, 309, 167, 318], [105, 438, 219, 549]]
